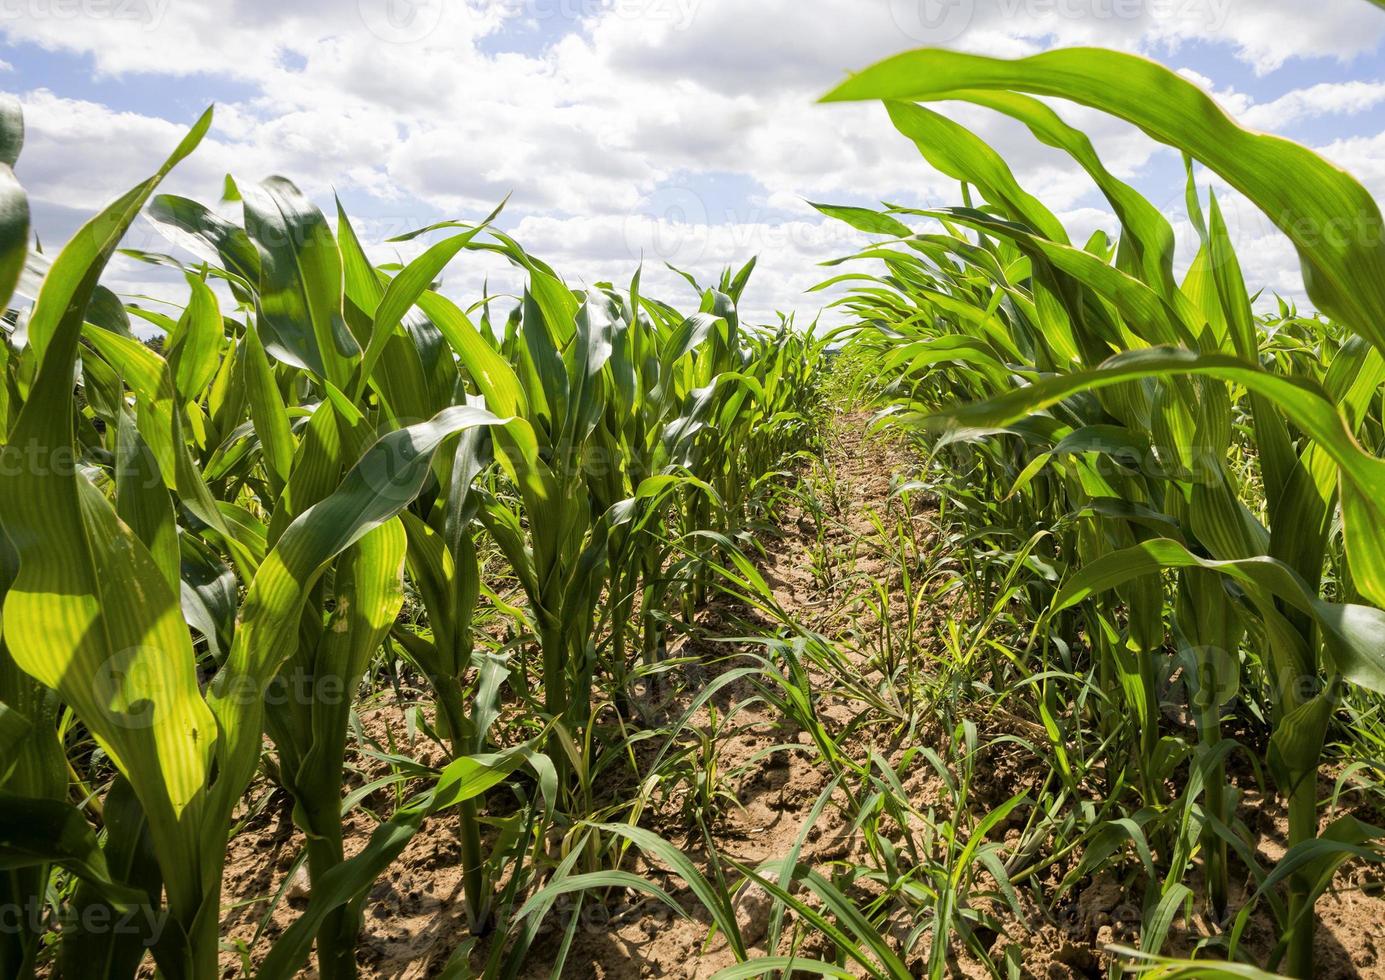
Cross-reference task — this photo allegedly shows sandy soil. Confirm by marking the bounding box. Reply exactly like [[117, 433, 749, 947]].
[[209, 412, 1385, 979]]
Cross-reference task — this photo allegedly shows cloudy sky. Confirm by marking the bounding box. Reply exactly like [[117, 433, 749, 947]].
[[4, 0, 1385, 327]]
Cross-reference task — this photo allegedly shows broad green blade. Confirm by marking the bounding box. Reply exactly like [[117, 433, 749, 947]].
[[0, 94, 28, 314], [0, 110, 215, 842], [242, 176, 359, 387], [823, 47, 1385, 356]]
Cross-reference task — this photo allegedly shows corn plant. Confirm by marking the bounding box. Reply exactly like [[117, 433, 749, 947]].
[[821, 43, 1385, 977], [0, 74, 828, 975], [0, 112, 528, 978]]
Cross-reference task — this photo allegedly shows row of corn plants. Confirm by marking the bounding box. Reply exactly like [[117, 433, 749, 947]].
[[0, 94, 825, 978], [816, 37, 1385, 978]]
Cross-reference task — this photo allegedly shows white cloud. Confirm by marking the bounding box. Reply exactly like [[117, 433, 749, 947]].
[[5, 0, 1384, 324], [1315, 130, 1385, 200], [1241, 80, 1385, 131]]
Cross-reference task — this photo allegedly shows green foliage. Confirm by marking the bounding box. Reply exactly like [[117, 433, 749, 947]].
[[820, 41, 1385, 979], [0, 102, 824, 978]]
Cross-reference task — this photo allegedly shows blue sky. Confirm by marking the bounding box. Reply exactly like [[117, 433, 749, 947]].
[[4, 0, 1385, 324]]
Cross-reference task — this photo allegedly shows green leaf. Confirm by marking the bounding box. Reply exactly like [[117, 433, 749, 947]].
[[240, 324, 295, 500], [115, 410, 180, 593], [711, 958, 858, 979], [0, 111, 216, 906], [356, 225, 493, 398], [61, 776, 164, 980], [808, 202, 914, 238], [0, 792, 144, 905], [242, 176, 360, 387], [594, 821, 747, 960], [0, 94, 28, 314], [883, 101, 1067, 245], [933, 347, 1385, 608], [204, 406, 518, 829], [514, 870, 686, 923], [147, 193, 259, 288], [823, 47, 1385, 357], [165, 273, 224, 403], [257, 740, 540, 980], [1052, 538, 1385, 695]]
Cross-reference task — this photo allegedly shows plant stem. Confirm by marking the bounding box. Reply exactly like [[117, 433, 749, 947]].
[[1196, 700, 1229, 920], [307, 834, 357, 980], [1284, 774, 1318, 978], [437, 676, 491, 935]]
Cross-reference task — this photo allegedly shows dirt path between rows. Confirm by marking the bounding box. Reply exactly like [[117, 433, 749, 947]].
[[522, 411, 924, 978], [532, 412, 1385, 980], [212, 410, 1385, 978], [213, 410, 922, 978]]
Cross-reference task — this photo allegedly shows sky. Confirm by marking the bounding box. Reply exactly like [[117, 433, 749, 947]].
[[3, 0, 1385, 329]]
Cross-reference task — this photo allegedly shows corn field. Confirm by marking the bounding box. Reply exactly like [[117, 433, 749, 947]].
[[4, 13, 1385, 980]]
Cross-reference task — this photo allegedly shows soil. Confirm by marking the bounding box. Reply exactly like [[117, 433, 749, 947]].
[[210, 412, 1385, 979]]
